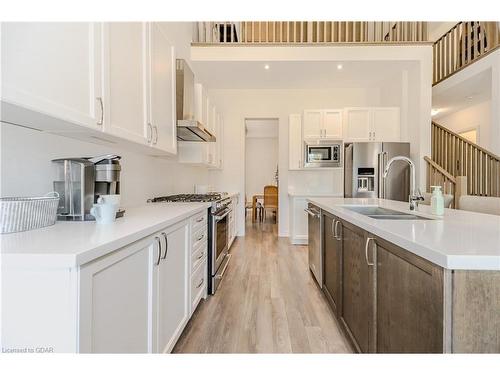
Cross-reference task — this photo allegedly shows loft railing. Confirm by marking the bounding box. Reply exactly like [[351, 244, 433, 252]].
[[433, 21, 500, 85], [192, 22, 428, 44], [431, 122, 500, 197]]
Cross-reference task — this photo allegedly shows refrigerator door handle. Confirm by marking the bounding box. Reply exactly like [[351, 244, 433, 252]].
[[378, 151, 388, 199]]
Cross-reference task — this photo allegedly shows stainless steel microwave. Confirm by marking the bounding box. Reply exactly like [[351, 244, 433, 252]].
[[304, 141, 342, 168]]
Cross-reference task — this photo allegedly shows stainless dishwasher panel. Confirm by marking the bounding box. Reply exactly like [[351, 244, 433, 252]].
[[306, 203, 322, 287]]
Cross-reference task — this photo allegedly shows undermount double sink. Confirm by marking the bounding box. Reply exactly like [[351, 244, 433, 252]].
[[343, 206, 432, 220]]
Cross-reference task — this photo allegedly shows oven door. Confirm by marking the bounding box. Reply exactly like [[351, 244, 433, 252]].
[[211, 207, 230, 275]]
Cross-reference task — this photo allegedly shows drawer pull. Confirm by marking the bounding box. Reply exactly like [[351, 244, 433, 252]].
[[196, 216, 204, 223], [365, 237, 375, 266], [196, 278, 204, 289], [196, 251, 205, 260], [197, 234, 205, 241]]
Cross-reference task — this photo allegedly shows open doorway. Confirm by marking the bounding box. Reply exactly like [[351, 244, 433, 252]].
[[244, 118, 279, 232]]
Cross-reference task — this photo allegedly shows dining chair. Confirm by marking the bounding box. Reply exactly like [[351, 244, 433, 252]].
[[262, 185, 278, 223]]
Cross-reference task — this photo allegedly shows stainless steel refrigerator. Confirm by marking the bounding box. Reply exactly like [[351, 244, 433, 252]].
[[344, 142, 410, 202]]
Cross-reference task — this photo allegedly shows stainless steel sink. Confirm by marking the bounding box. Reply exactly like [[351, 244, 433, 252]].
[[343, 206, 432, 220]]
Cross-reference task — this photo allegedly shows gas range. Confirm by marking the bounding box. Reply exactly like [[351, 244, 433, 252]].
[[148, 192, 230, 213]]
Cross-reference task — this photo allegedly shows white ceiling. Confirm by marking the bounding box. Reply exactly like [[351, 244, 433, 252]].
[[191, 60, 415, 89], [433, 69, 492, 119]]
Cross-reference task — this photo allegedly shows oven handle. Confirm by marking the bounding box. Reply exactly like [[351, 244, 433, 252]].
[[213, 208, 231, 221], [214, 253, 232, 280]]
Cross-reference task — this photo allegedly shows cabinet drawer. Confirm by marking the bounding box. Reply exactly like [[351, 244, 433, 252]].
[[192, 226, 207, 249], [192, 244, 207, 271], [191, 211, 207, 232], [191, 260, 207, 312]]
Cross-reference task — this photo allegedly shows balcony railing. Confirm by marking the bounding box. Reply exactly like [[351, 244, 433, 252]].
[[193, 22, 428, 45], [433, 22, 500, 85]]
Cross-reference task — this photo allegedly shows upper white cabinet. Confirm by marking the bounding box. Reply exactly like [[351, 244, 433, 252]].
[[303, 109, 343, 140], [344, 107, 400, 142], [147, 23, 177, 154], [289, 114, 303, 170], [1, 22, 104, 131], [103, 22, 148, 145]]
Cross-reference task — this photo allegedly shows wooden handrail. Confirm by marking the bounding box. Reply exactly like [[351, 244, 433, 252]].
[[431, 121, 500, 197], [193, 22, 429, 44], [433, 21, 500, 85], [424, 156, 456, 183]]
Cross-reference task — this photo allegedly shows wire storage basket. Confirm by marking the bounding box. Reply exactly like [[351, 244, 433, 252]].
[[0, 192, 60, 234]]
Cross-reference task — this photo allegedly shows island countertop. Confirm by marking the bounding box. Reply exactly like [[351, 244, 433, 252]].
[[1, 202, 210, 268], [307, 197, 500, 271]]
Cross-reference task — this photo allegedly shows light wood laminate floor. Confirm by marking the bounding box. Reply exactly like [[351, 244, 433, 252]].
[[173, 219, 352, 353]]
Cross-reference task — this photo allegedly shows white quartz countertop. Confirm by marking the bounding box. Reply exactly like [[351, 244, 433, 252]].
[[307, 198, 500, 270], [288, 191, 343, 197], [1, 202, 210, 268]]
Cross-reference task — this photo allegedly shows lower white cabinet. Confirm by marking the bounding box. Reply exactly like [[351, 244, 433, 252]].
[[289, 196, 309, 245], [79, 236, 156, 353], [153, 221, 190, 353], [228, 195, 238, 248]]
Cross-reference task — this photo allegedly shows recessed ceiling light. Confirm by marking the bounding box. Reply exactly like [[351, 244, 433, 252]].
[[337, 64, 343, 70], [466, 95, 473, 100], [264, 64, 270, 70]]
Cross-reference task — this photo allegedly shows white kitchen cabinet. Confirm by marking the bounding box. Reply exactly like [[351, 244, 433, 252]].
[[189, 210, 208, 314], [371, 107, 400, 142], [1, 22, 104, 131], [303, 109, 343, 140], [148, 23, 177, 154], [289, 114, 303, 170], [103, 22, 148, 145], [344, 107, 400, 142], [228, 195, 238, 248], [153, 221, 190, 353], [289, 196, 309, 244], [79, 236, 157, 353]]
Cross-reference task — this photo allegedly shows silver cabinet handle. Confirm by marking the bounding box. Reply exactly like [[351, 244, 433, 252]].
[[304, 208, 320, 218], [161, 232, 168, 259], [96, 97, 104, 126], [196, 251, 204, 260], [155, 236, 162, 266], [196, 216, 204, 223], [196, 278, 204, 289], [331, 219, 336, 237], [147, 123, 153, 143], [334, 220, 341, 240], [365, 237, 375, 266], [153, 125, 158, 145], [197, 233, 205, 241]]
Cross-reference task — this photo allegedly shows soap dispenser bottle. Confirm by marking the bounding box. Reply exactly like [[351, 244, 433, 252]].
[[430, 186, 444, 215]]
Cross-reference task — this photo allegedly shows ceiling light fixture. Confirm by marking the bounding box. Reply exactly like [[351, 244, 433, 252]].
[[264, 64, 270, 70], [337, 64, 343, 70]]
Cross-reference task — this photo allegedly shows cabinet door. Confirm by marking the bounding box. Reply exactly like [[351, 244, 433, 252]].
[[376, 238, 443, 353], [341, 222, 375, 353], [345, 108, 370, 141], [1, 22, 103, 130], [303, 110, 322, 139], [290, 197, 308, 244], [323, 110, 343, 139], [155, 223, 189, 353], [289, 114, 303, 170], [79, 237, 156, 353], [103, 22, 148, 144], [372, 108, 400, 142], [148, 23, 177, 154], [323, 214, 342, 316]]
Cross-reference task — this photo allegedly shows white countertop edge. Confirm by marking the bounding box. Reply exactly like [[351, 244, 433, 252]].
[[288, 192, 343, 197], [308, 198, 500, 271], [1, 203, 210, 269]]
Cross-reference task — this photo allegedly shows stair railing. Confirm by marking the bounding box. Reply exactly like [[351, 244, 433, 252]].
[[424, 156, 457, 207]]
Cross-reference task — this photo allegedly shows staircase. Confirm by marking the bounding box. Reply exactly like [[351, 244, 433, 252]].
[[425, 121, 500, 207]]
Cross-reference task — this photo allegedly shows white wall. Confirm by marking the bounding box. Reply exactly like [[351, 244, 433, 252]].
[[0, 123, 209, 208], [437, 100, 492, 150], [207, 88, 382, 237], [245, 137, 278, 200]]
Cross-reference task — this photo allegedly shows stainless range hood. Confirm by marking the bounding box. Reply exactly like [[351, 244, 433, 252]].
[[176, 59, 216, 142]]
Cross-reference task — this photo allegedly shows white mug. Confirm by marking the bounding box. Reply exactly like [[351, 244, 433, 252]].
[[97, 194, 121, 206], [91, 202, 118, 224]]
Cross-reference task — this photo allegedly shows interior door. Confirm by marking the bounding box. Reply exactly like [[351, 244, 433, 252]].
[[303, 110, 322, 139], [1, 22, 103, 131], [148, 23, 177, 154], [155, 223, 189, 353], [341, 223, 375, 353], [345, 108, 371, 141], [103, 22, 148, 144], [323, 110, 343, 139], [323, 213, 342, 315]]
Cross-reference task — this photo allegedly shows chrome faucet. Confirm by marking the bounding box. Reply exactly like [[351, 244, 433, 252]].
[[383, 156, 424, 211]]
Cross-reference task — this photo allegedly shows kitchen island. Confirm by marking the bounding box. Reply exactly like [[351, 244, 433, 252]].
[[307, 197, 500, 353]]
